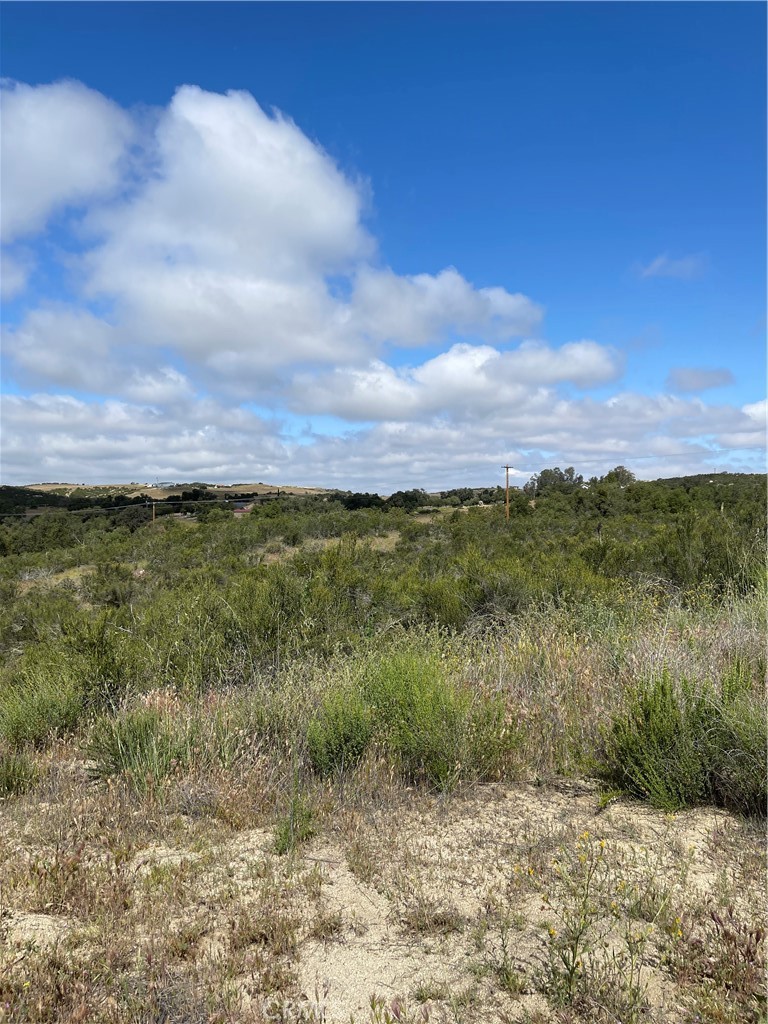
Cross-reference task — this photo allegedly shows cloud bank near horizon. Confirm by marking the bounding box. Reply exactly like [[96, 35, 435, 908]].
[[1, 80, 764, 490]]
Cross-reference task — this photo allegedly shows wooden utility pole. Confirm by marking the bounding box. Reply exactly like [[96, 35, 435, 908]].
[[502, 464, 512, 521]]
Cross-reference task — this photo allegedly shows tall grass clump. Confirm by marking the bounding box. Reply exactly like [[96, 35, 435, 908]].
[[0, 745, 38, 796], [598, 665, 767, 816], [307, 681, 373, 777], [0, 616, 135, 749], [708, 689, 767, 818], [361, 648, 512, 791], [86, 706, 196, 794], [273, 793, 317, 855], [0, 663, 84, 748]]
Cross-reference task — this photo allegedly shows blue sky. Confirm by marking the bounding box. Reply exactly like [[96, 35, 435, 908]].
[[1, 2, 765, 489]]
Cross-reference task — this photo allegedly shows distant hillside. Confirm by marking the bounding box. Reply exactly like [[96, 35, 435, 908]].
[[652, 471, 765, 489], [2, 471, 764, 519], [0, 481, 329, 517], [0, 486, 70, 516], [23, 481, 328, 499]]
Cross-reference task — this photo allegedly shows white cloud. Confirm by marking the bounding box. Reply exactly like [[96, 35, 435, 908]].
[[122, 367, 195, 406], [4, 83, 544, 401], [284, 390, 766, 491], [0, 391, 286, 485], [494, 340, 622, 388], [348, 266, 542, 346], [77, 85, 375, 378], [0, 79, 134, 242], [742, 398, 766, 424], [113, 274, 359, 379], [1, 385, 765, 489], [637, 252, 708, 280], [77, 86, 542, 385], [290, 340, 623, 422], [86, 85, 372, 283], [0, 79, 763, 490], [3, 305, 114, 390]]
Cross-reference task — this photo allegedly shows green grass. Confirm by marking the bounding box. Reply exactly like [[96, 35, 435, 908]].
[[307, 681, 373, 777], [273, 794, 316, 855], [597, 665, 767, 816], [85, 707, 197, 794], [304, 646, 514, 791], [709, 690, 767, 817], [0, 745, 38, 796], [0, 667, 84, 748], [361, 648, 512, 791]]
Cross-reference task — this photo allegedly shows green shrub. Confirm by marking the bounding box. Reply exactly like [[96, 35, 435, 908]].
[[709, 691, 767, 817], [81, 561, 136, 608], [86, 707, 195, 794], [307, 683, 373, 776], [0, 667, 84, 747], [0, 746, 37, 796], [417, 577, 470, 629], [598, 672, 711, 810], [65, 614, 133, 712], [362, 650, 511, 791], [139, 586, 250, 692], [598, 668, 767, 815], [0, 614, 136, 747]]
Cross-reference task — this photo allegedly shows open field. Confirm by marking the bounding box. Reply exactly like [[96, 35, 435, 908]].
[[0, 474, 765, 1021]]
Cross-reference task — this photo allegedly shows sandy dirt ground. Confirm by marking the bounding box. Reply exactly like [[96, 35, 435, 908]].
[[2, 776, 763, 1022]]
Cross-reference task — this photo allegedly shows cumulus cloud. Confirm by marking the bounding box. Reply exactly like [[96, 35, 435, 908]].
[[1, 392, 286, 485], [86, 85, 372, 283], [3, 82, 545, 399], [637, 252, 708, 280], [348, 266, 542, 346], [2, 384, 765, 489], [0, 79, 134, 242], [0, 79, 763, 489], [742, 399, 766, 424], [290, 340, 623, 422], [121, 367, 195, 406], [77, 84, 375, 379], [718, 399, 768, 448], [3, 306, 115, 391], [665, 367, 735, 392], [8, 83, 537, 393], [4, 305, 194, 405]]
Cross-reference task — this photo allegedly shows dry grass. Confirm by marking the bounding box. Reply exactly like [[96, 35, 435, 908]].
[[1, 594, 764, 1023], [1, 753, 764, 1023]]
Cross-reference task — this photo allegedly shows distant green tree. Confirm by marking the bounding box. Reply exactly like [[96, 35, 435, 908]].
[[388, 489, 429, 511], [11, 511, 85, 554], [602, 465, 636, 487], [523, 467, 583, 497], [112, 505, 152, 532], [197, 505, 233, 523], [340, 492, 386, 511]]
